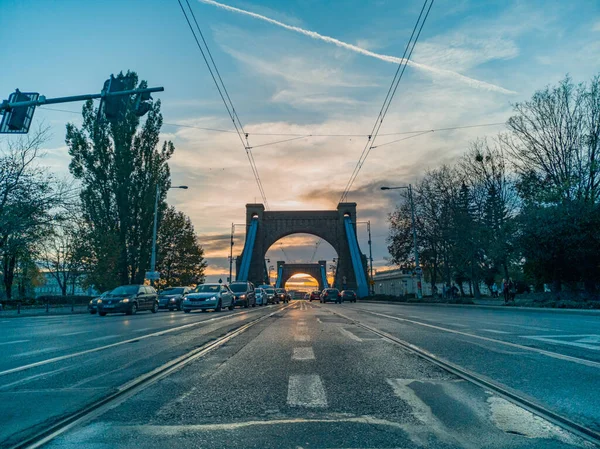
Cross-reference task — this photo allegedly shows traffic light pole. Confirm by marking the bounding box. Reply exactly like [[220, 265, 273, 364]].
[[0, 87, 164, 111]]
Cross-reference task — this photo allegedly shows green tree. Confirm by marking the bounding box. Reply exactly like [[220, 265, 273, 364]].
[[65, 71, 174, 291], [156, 206, 207, 287]]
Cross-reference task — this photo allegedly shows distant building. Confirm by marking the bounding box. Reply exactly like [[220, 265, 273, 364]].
[[34, 272, 99, 298]]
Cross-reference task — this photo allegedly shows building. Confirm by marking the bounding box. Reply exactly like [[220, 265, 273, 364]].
[[34, 272, 99, 298], [373, 267, 493, 297]]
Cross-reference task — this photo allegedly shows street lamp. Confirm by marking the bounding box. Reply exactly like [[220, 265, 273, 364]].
[[229, 223, 246, 283], [149, 185, 188, 285], [355, 221, 374, 295], [381, 184, 422, 299]]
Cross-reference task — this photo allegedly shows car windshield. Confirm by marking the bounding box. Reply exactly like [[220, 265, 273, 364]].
[[228, 283, 248, 293], [161, 288, 184, 295], [110, 286, 138, 295], [264, 288, 275, 294], [193, 285, 220, 293]]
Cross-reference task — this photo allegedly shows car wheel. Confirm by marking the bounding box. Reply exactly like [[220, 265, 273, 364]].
[[184, 309, 191, 313], [127, 303, 137, 315], [244, 300, 249, 308], [177, 302, 182, 311], [99, 311, 107, 317], [201, 309, 207, 313], [252, 302, 255, 307], [151, 302, 158, 313], [215, 301, 222, 312], [228, 301, 234, 311], [89, 310, 96, 315]]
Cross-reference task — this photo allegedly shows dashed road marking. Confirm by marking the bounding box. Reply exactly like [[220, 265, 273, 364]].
[[287, 374, 327, 408], [292, 347, 315, 361], [294, 334, 310, 342], [88, 335, 121, 342], [63, 330, 91, 337], [0, 339, 30, 346], [339, 327, 363, 342], [523, 334, 600, 351], [480, 329, 510, 334], [13, 347, 59, 358]]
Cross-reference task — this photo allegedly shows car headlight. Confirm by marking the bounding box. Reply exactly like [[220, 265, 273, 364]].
[[239, 294, 246, 299], [89, 300, 93, 305], [210, 296, 217, 301], [170, 298, 176, 302], [121, 298, 129, 303], [97, 299, 102, 304]]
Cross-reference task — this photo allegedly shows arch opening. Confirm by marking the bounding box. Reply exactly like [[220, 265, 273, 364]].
[[284, 273, 319, 294]]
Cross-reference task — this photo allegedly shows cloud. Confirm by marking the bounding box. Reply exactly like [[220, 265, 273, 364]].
[[197, 0, 516, 94]]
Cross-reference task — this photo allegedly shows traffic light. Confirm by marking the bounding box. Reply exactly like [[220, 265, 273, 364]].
[[134, 90, 152, 117], [7, 90, 29, 130], [0, 90, 39, 134], [99, 75, 126, 120]]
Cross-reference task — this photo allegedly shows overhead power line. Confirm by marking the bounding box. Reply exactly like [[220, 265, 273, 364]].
[[339, 0, 435, 203], [177, 0, 269, 209]]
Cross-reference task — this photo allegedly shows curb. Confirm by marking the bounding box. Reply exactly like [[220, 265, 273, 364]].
[[0, 308, 90, 319], [357, 300, 600, 316]]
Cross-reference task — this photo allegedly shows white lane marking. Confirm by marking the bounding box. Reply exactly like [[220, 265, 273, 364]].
[[63, 330, 91, 337], [292, 347, 315, 361], [357, 309, 600, 369], [0, 339, 30, 346], [133, 328, 154, 333], [448, 323, 468, 328], [0, 366, 71, 390], [88, 335, 120, 342], [316, 318, 322, 323], [124, 416, 414, 434], [386, 379, 433, 425], [480, 329, 510, 334], [287, 374, 327, 408], [523, 334, 600, 351], [339, 327, 363, 342], [14, 347, 59, 357], [294, 334, 310, 342]]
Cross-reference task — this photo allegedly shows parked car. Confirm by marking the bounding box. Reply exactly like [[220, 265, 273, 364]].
[[320, 288, 341, 304], [258, 285, 277, 304], [182, 283, 235, 313], [158, 286, 193, 311], [89, 290, 110, 314], [309, 290, 321, 302], [255, 288, 267, 306], [98, 285, 158, 316], [341, 290, 357, 303], [229, 281, 256, 308], [304, 293, 310, 300], [275, 288, 289, 303]]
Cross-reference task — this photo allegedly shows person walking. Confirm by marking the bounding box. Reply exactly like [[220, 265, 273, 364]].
[[508, 278, 516, 302], [502, 279, 510, 304], [491, 283, 498, 298]]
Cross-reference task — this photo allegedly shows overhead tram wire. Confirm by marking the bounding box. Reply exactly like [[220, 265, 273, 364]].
[[177, 0, 269, 209], [36, 107, 505, 140], [339, 0, 435, 203]]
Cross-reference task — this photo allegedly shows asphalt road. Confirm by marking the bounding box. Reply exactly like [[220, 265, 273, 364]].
[[0, 301, 597, 448]]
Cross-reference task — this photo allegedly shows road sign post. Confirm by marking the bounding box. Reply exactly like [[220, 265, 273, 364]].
[[145, 271, 160, 281]]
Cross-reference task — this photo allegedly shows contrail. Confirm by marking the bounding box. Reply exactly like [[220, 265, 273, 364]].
[[198, 0, 516, 95]]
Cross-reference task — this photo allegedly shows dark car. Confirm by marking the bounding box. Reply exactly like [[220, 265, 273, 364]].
[[275, 288, 289, 303], [158, 286, 193, 311], [229, 281, 256, 308], [309, 290, 321, 302], [98, 285, 158, 316], [320, 288, 341, 304], [88, 291, 110, 314], [258, 285, 277, 304], [341, 290, 357, 303]]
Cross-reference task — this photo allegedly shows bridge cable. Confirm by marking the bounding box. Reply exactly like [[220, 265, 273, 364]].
[[177, 0, 270, 209], [339, 0, 434, 203]]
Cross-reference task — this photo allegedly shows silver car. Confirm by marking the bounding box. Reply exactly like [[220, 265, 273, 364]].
[[182, 283, 235, 313], [255, 288, 267, 306]]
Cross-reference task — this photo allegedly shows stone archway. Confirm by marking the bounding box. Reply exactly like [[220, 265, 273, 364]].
[[236, 202, 367, 292], [277, 261, 328, 291]]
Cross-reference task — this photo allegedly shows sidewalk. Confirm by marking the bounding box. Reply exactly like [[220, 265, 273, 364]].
[[0, 305, 89, 318]]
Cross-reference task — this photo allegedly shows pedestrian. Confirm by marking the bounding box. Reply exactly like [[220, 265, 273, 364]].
[[491, 283, 498, 298], [432, 284, 438, 298], [442, 284, 446, 299], [508, 278, 516, 302], [502, 278, 509, 304]]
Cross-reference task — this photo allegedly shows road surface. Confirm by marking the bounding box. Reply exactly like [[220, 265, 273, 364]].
[[0, 301, 597, 448]]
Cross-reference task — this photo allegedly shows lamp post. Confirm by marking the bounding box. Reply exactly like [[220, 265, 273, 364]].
[[381, 185, 422, 299], [149, 185, 188, 285]]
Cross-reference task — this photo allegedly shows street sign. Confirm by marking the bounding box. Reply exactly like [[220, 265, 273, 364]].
[[145, 271, 160, 280], [0, 91, 39, 134], [369, 279, 375, 286]]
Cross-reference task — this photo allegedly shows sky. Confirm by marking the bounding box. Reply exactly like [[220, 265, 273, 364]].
[[1, 0, 599, 285]]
